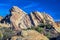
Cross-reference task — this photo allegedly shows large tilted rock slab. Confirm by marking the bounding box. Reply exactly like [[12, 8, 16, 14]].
[[30, 11, 54, 26], [53, 23, 60, 33], [30, 12, 44, 26], [10, 6, 32, 30]]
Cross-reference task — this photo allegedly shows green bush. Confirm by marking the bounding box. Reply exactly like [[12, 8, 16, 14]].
[[35, 27, 44, 33]]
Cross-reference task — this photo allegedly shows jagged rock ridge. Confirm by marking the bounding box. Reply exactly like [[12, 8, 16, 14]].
[[9, 6, 55, 30]]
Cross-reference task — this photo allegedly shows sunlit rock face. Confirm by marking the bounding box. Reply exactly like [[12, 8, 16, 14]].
[[0, 16, 3, 21], [10, 6, 32, 30], [53, 22, 60, 33], [30, 12, 44, 26], [30, 11, 54, 27]]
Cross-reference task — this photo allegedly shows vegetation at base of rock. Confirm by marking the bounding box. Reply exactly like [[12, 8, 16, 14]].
[[28, 24, 58, 39], [45, 32, 51, 38], [0, 32, 3, 40], [35, 26, 44, 33], [0, 24, 59, 40], [0, 27, 15, 40]]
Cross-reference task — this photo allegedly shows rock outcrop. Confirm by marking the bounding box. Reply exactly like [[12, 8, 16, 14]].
[[0, 16, 3, 21], [10, 6, 32, 30], [11, 30, 49, 40], [30, 12, 54, 27], [53, 22, 60, 33]]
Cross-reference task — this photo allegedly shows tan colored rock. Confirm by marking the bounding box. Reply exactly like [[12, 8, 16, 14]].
[[30, 12, 44, 26], [0, 23, 11, 28], [30, 13, 39, 26], [11, 30, 49, 40], [10, 6, 32, 30], [53, 23, 60, 33], [40, 12, 54, 25], [30, 11, 54, 26], [21, 30, 49, 40], [0, 16, 3, 21], [56, 22, 60, 27]]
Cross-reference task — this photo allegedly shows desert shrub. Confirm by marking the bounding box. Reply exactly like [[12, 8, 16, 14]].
[[28, 26, 35, 30], [4, 30, 14, 39], [35, 24, 53, 38], [35, 27, 44, 33], [45, 32, 51, 38], [0, 32, 3, 40], [0, 27, 15, 39]]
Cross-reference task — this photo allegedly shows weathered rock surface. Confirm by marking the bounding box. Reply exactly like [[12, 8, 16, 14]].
[[0, 23, 11, 28], [0, 16, 3, 21], [30, 12, 44, 26], [30, 12, 54, 27], [10, 6, 32, 30], [53, 22, 60, 33], [11, 30, 49, 40]]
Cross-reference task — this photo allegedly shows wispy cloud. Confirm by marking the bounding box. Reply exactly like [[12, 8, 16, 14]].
[[23, 3, 39, 9], [55, 19, 60, 21]]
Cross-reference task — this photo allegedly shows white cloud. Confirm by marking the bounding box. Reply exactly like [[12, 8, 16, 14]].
[[23, 3, 39, 9]]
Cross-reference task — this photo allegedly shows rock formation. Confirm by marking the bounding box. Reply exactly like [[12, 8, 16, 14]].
[[0, 6, 60, 40], [10, 6, 32, 30], [9, 6, 55, 30], [0, 6, 58, 32]]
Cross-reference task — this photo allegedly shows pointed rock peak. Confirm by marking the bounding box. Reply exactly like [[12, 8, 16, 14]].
[[11, 6, 22, 12], [10, 6, 26, 15]]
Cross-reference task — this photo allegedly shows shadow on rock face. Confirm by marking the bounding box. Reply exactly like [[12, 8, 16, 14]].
[[49, 33, 60, 40]]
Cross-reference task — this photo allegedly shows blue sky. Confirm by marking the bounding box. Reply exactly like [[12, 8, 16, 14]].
[[0, 0, 60, 21]]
